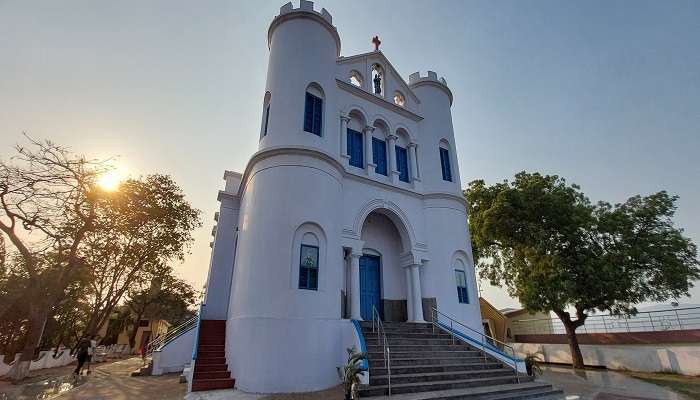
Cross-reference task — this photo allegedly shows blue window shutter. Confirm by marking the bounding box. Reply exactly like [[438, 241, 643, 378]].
[[303, 93, 314, 133], [263, 104, 270, 136], [395, 145, 409, 182], [372, 138, 387, 175], [348, 129, 363, 168], [440, 147, 452, 181], [312, 96, 323, 136]]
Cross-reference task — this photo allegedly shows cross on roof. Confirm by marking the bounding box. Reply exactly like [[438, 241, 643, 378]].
[[372, 35, 381, 51]]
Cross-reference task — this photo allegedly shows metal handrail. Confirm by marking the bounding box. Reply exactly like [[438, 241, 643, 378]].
[[372, 305, 391, 398], [145, 315, 198, 356], [431, 307, 520, 383], [510, 306, 700, 335]]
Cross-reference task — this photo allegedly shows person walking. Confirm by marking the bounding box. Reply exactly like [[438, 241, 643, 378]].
[[73, 336, 91, 376], [86, 335, 97, 374]]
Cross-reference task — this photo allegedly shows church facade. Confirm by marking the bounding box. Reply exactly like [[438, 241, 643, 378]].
[[201, 1, 483, 393]]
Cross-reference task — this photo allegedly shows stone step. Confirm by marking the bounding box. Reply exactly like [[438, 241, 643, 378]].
[[371, 362, 506, 376], [191, 377, 235, 392], [194, 370, 232, 380], [197, 350, 226, 358], [194, 363, 228, 372], [362, 327, 436, 334], [365, 331, 452, 338], [370, 356, 496, 368], [198, 344, 224, 351], [370, 368, 517, 386], [368, 350, 486, 359], [360, 382, 563, 399], [359, 375, 533, 397], [367, 344, 477, 352], [195, 357, 226, 365], [365, 337, 457, 346]]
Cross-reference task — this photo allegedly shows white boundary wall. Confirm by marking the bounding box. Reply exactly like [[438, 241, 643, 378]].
[[514, 342, 700, 376], [152, 328, 197, 376]]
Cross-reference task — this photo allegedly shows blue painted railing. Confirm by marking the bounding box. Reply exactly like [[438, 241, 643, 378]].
[[351, 320, 368, 371], [191, 303, 205, 361], [437, 321, 522, 362]]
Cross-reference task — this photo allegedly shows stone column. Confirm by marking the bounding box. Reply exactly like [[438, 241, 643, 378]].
[[404, 266, 414, 323], [364, 126, 376, 176], [387, 134, 399, 184], [408, 143, 420, 181], [410, 264, 425, 322], [349, 253, 362, 320], [340, 114, 350, 162]]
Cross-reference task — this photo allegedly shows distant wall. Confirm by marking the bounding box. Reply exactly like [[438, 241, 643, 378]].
[[515, 329, 700, 345], [513, 341, 700, 376], [151, 328, 196, 376]]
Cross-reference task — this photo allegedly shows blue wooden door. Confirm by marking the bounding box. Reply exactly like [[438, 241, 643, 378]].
[[359, 255, 381, 320]]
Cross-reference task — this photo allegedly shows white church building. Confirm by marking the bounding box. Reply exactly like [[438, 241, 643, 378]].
[[152, 2, 560, 398]]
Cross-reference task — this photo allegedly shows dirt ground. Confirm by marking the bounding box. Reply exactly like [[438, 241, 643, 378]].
[[0, 357, 186, 400]]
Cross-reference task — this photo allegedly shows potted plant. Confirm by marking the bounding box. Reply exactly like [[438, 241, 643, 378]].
[[337, 346, 368, 400], [524, 353, 543, 377]]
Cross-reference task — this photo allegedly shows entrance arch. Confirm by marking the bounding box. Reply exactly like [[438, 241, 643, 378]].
[[355, 206, 422, 322]]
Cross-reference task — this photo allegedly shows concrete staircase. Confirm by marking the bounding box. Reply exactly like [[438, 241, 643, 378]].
[[191, 320, 235, 392], [358, 321, 562, 399]]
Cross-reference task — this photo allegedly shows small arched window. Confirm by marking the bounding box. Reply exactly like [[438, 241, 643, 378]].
[[393, 91, 405, 107], [439, 140, 453, 182], [371, 64, 384, 96], [261, 91, 271, 139], [454, 258, 469, 304], [304, 83, 324, 136], [349, 70, 363, 88], [299, 233, 319, 290], [292, 222, 326, 291]]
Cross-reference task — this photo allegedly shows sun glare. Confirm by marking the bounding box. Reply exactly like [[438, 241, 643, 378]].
[[97, 170, 124, 191]]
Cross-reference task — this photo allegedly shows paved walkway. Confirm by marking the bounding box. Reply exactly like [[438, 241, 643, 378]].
[[538, 366, 689, 400], [0, 358, 186, 400]]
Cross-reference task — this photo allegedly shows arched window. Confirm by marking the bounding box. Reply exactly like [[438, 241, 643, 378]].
[[439, 140, 453, 182], [260, 91, 271, 139], [299, 233, 319, 290], [349, 70, 363, 88], [371, 64, 384, 96], [371, 119, 389, 176], [393, 91, 405, 107], [304, 83, 324, 136], [347, 110, 366, 169], [292, 223, 326, 291], [395, 128, 411, 183], [454, 258, 469, 304]]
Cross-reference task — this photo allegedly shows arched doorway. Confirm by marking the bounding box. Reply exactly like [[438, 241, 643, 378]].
[[359, 210, 409, 322]]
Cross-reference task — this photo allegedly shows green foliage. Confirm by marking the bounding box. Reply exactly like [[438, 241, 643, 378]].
[[466, 172, 699, 367], [523, 353, 543, 376], [337, 346, 368, 395]]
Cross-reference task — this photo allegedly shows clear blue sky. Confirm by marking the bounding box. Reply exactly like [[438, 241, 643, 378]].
[[1, 0, 698, 309]]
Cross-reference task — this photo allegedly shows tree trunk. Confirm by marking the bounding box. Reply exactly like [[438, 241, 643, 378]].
[[554, 309, 586, 370], [128, 312, 143, 350], [8, 301, 50, 381], [561, 319, 585, 369]]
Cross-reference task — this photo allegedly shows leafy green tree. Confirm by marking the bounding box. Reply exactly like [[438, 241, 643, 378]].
[[122, 264, 197, 349], [466, 172, 699, 369], [81, 175, 201, 336]]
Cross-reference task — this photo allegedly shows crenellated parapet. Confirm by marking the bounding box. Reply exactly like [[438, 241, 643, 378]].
[[268, 1, 341, 56], [408, 71, 453, 105]]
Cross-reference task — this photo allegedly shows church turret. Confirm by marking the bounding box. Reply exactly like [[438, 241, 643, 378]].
[[409, 71, 461, 195], [260, 1, 341, 156]]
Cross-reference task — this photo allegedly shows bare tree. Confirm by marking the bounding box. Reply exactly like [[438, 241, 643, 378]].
[[0, 137, 109, 380]]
